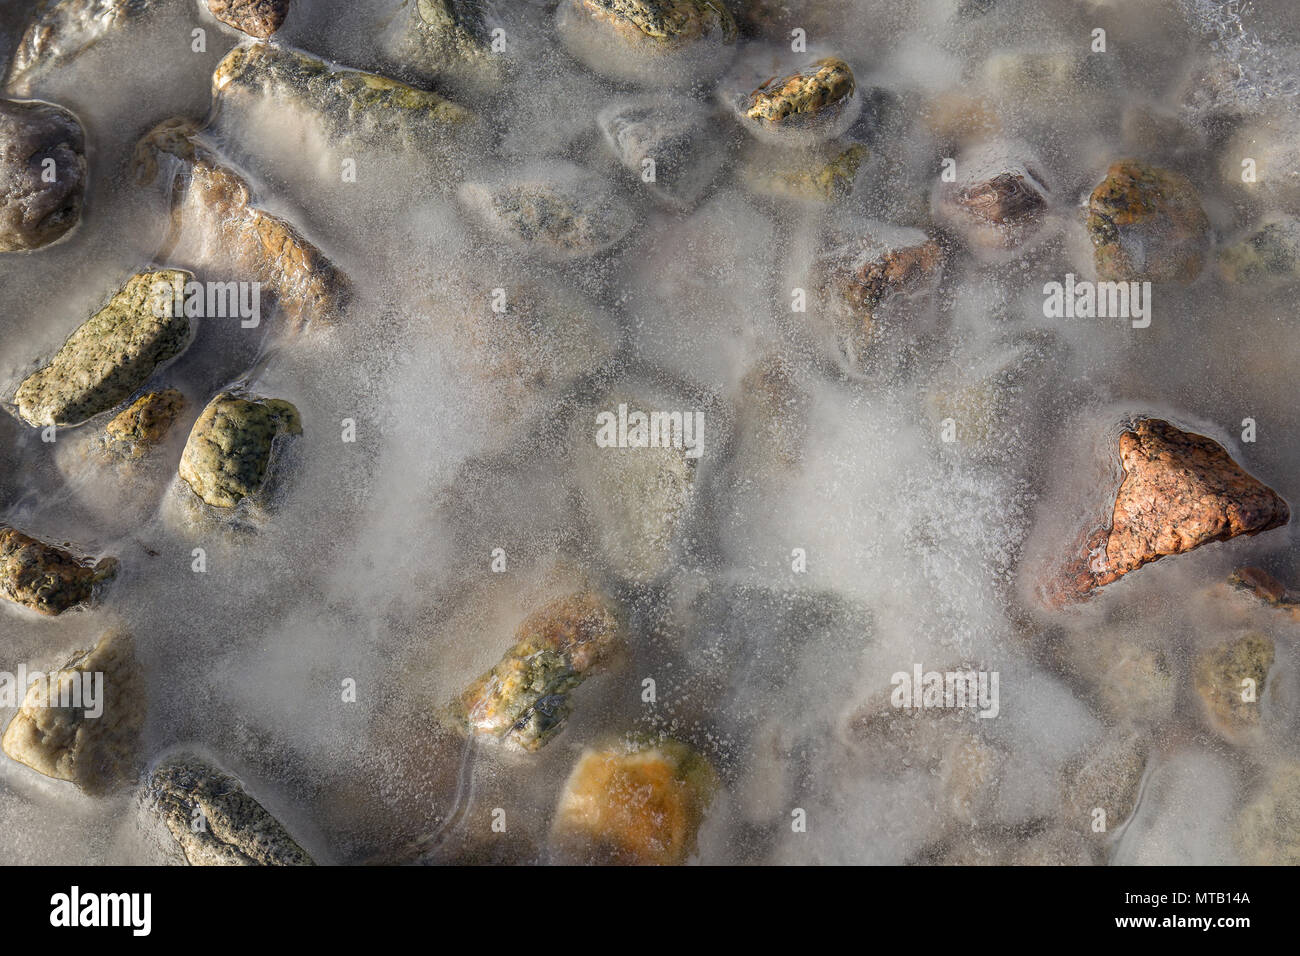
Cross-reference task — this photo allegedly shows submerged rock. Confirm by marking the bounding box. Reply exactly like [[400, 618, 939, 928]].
[[1220, 111, 1300, 206], [459, 163, 635, 261], [6, 0, 154, 95], [1, 629, 143, 794], [1059, 729, 1148, 835], [597, 95, 726, 208], [932, 141, 1052, 261], [550, 737, 718, 864], [555, 0, 737, 87], [382, 0, 504, 95], [14, 270, 191, 427], [207, 0, 290, 38], [722, 51, 860, 145], [101, 388, 185, 460], [134, 118, 349, 330], [0, 526, 117, 615], [178, 391, 302, 508], [0, 97, 86, 253], [454, 591, 623, 751], [1054, 625, 1176, 727], [1229, 566, 1300, 618], [1235, 762, 1300, 865], [147, 754, 314, 865], [1085, 161, 1210, 282], [738, 139, 868, 203], [1218, 214, 1300, 285], [1047, 419, 1289, 606], [1194, 632, 1273, 738]]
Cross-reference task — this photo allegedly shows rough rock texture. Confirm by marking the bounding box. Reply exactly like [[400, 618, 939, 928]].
[[1194, 633, 1273, 737], [384, 0, 504, 94], [1085, 161, 1210, 282], [14, 270, 191, 427], [134, 118, 349, 330], [1230, 566, 1300, 618], [102, 388, 185, 458], [178, 391, 302, 508], [1050, 419, 1290, 605], [932, 143, 1051, 258], [6, 0, 153, 95], [0, 97, 86, 252], [550, 738, 718, 865], [207, 0, 289, 38], [455, 591, 623, 751], [1218, 214, 1300, 285], [1236, 762, 1300, 865], [746, 57, 855, 124], [147, 754, 314, 865], [597, 95, 726, 207], [1, 629, 143, 794], [556, 0, 737, 86], [459, 164, 634, 261], [0, 525, 117, 615], [212, 42, 476, 153]]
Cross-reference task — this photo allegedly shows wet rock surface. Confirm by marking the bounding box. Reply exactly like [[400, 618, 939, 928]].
[[1085, 161, 1210, 282], [178, 391, 302, 508], [0, 526, 116, 615], [0, 97, 86, 253], [101, 387, 185, 459]]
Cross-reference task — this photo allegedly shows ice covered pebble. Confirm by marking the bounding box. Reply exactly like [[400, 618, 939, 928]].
[[454, 592, 623, 752], [738, 140, 868, 204], [1217, 214, 1300, 285], [1194, 633, 1273, 739], [1235, 762, 1300, 865], [550, 738, 718, 864], [0, 98, 86, 253], [14, 269, 191, 427], [555, 0, 737, 87], [0, 526, 117, 616], [597, 95, 726, 208], [147, 754, 314, 865], [1059, 729, 1148, 835], [5, 0, 155, 95], [102, 388, 185, 460], [1048, 419, 1289, 605], [383, 0, 504, 95], [1, 629, 143, 794], [178, 392, 302, 508], [1085, 161, 1210, 282], [931, 141, 1051, 260], [723, 53, 859, 144], [207, 0, 290, 38]]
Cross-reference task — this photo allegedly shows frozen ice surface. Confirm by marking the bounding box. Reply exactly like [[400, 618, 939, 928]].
[[1, 0, 1299, 865]]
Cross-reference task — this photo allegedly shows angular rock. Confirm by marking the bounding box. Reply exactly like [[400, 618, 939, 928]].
[[1194, 632, 1273, 738], [0, 526, 116, 615], [1048, 419, 1289, 605], [0, 97, 86, 252], [459, 163, 635, 261], [1235, 762, 1300, 865], [1218, 214, 1300, 285], [1085, 161, 1210, 282], [147, 754, 314, 865], [597, 95, 726, 207], [382, 0, 504, 95], [6, 0, 154, 95], [453, 591, 623, 751], [555, 0, 737, 87], [102, 388, 185, 459], [550, 737, 718, 864], [207, 0, 290, 38], [178, 391, 302, 508], [1, 629, 143, 794], [134, 118, 349, 330], [14, 270, 191, 427], [932, 141, 1051, 260]]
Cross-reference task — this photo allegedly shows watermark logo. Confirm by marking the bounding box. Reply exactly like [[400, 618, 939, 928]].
[[595, 403, 704, 459], [151, 279, 262, 328], [0, 666, 102, 718], [890, 664, 999, 718], [1042, 273, 1151, 328], [50, 887, 150, 936]]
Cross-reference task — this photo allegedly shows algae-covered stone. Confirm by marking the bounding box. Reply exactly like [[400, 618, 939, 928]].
[[459, 163, 635, 261], [1218, 214, 1300, 285], [597, 95, 726, 208], [147, 754, 314, 865], [102, 388, 185, 459], [383, 0, 504, 95], [0, 526, 116, 616], [213, 41, 476, 154], [454, 591, 623, 751], [134, 118, 349, 330], [0, 97, 86, 253], [6, 0, 154, 95], [14, 270, 191, 428], [722, 51, 859, 145], [1193, 632, 1273, 737], [178, 391, 302, 508], [1085, 161, 1210, 283], [207, 0, 290, 38], [550, 737, 718, 864], [1235, 762, 1300, 865], [555, 0, 737, 87], [738, 139, 868, 203], [1, 629, 143, 795]]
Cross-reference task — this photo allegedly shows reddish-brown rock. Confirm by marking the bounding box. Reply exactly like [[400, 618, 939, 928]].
[[1051, 419, 1289, 605], [208, 0, 290, 38]]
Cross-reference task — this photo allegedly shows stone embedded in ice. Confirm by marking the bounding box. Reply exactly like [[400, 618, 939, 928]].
[[1193, 632, 1273, 740], [1218, 214, 1300, 285], [931, 141, 1052, 262], [720, 49, 861, 146], [0, 526, 117, 616], [100, 388, 185, 460], [597, 94, 727, 208], [1235, 761, 1300, 866], [206, 0, 290, 38], [1084, 160, 1210, 283], [178, 391, 302, 508], [737, 139, 869, 204], [382, 0, 505, 96], [0, 97, 86, 253], [5, 0, 154, 95]]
